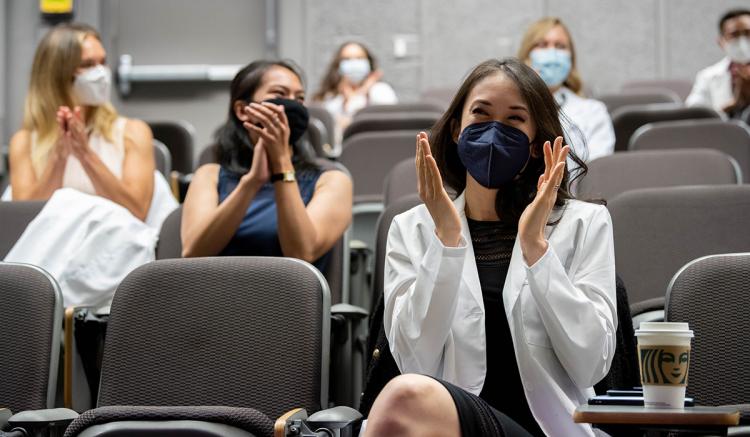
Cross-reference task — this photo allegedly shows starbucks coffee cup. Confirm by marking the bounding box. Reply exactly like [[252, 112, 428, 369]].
[[635, 322, 694, 409]]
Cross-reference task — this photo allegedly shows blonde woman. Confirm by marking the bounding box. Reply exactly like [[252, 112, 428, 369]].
[[518, 18, 614, 162], [8, 22, 156, 220], [4, 23, 176, 310]]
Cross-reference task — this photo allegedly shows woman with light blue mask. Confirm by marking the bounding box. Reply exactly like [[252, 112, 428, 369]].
[[519, 18, 615, 162], [313, 42, 398, 144]]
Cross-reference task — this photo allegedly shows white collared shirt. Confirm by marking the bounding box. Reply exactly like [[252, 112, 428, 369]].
[[686, 57, 734, 115], [555, 87, 615, 163]]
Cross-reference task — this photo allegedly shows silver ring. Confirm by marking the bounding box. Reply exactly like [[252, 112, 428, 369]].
[[553, 184, 560, 190]]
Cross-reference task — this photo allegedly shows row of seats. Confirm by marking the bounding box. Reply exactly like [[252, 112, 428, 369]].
[[4, 226, 749, 434]]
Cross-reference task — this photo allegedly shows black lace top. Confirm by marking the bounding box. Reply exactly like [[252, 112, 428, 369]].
[[467, 217, 544, 436]]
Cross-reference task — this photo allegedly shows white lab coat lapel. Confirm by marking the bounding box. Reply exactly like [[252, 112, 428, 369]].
[[502, 203, 567, 318]]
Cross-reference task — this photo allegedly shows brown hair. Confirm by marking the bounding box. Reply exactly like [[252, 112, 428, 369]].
[[313, 42, 377, 101], [517, 17, 583, 95], [431, 58, 587, 223]]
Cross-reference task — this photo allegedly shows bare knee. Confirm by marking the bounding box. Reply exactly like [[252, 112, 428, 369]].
[[364, 374, 459, 437]]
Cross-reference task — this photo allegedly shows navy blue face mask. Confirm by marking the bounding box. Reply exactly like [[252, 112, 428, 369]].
[[456, 121, 531, 188]]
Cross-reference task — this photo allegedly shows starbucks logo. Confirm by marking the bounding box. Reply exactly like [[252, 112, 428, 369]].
[[639, 346, 690, 386]]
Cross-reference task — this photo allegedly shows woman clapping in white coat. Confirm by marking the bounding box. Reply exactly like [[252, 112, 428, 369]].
[[363, 58, 617, 437]]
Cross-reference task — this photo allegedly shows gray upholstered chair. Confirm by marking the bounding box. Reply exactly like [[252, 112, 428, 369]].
[[147, 120, 196, 174], [307, 104, 336, 150], [61, 257, 334, 436], [354, 102, 443, 117], [155, 206, 349, 306], [628, 119, 750, 183], [342, 112, 438, 141], [0, 201, 45, 259], [607, 185, 750, 319], [665, 253, 750, 407], [610, 104, 720, 151], [0, 262, 63, 413], [383, 158, 417, 208], [152, 139, 172, 177], [597, 92, 681, 116], [340, 130, 417, 254], [575, 149, 741, 201], [620, 80, 693, 102]]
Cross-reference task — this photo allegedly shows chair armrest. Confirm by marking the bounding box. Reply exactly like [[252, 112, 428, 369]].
[[331, 304, 368, 320], [7, 408, 78, 433], [274, 408, 308, 437], [0, 408, 11, 430]]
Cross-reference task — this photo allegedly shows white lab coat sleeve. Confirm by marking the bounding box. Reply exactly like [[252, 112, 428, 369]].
[[383, 215, 467, 376], [584, 102, 615, 161], [525, 205, 617, 389], [685, 70, 713, 108]]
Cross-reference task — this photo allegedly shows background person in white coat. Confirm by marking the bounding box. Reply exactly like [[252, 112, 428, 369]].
[[686, 9, 750, 115], [518, 17, 615, 163], [363, 59, 617, 437]]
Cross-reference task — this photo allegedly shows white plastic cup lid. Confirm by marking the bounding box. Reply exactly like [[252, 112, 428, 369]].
[[635, 322, 693, 337]]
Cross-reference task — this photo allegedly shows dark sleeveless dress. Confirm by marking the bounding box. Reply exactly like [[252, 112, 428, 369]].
[[216, 165, 331, 272]]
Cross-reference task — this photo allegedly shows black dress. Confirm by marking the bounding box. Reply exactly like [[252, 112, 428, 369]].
[[435, 218, 545, 437]]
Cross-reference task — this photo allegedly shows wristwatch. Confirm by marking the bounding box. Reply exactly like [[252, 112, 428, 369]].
[[271, 170, 296, 183]]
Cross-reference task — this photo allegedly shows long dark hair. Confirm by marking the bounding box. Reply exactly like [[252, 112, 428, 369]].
[[216, 59, 316, 173], [313, 42, 377, 101], [431, 58, 588, 224]]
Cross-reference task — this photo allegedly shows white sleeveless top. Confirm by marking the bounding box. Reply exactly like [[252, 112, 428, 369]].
[[31, 117, 127, 195]]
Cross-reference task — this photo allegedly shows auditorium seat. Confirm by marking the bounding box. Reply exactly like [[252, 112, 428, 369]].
[[0, 262, 63, 413], [63, 257, 331, 436], [597, 91, 682, 116], [575, 149, 741, 201], [608, 185, 750, 320], [152, 139, 172, 177], [620, 79, 693, 102], [0, 201, 45, 258], [610, 104, 720, 151], [629, 119, 750, 183], [354, 102, 444, 117], [342, 112, 438, 141], [666, 253, 750, 407], [147, 120, 197, 174]]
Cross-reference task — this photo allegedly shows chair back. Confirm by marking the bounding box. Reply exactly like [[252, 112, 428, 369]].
[[607, 185, 750, 307], [620, 80, 693, 101], [666, 253, 750, 405], [384, 158, 417, 207], [576, 149, 740, 201], [598, 92, 681, 116], [354, 102, 443, 117], [153, 139, 172, 177], [340, 131, 418, 204], [629, 119, 750, 183], [611, 104, 720, 151], [0, 201, 46, 258], [342, 113, 438, 141], [98, 257, 330, 419], [0, 262, 63, 412], [307, 104, 336, 148], [147, 121, 196, 174]]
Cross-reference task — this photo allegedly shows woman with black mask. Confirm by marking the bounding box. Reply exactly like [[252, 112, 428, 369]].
[[181, 60, 352, 270]]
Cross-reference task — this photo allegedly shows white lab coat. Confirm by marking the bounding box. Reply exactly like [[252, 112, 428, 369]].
[[556, 87, 615, 163], [685, 57, 733, 114], [384, 192, 617, 437]]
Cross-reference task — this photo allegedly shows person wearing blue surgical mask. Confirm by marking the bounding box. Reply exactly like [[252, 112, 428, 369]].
[[518, 18, 614, 163], [313, 42, 398, 144], [361, 58, 615, 437]]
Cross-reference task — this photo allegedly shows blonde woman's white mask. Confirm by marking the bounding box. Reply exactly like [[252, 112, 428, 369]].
[[73, 65, 112, 106]]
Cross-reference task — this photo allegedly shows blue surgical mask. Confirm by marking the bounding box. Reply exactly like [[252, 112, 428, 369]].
[[456, 121, 531, 188], [339, 58, 371, 84], [530, 48, 572, 88]]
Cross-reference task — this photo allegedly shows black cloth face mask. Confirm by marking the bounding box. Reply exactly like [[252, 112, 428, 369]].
[[262, 97, 310, 145]]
